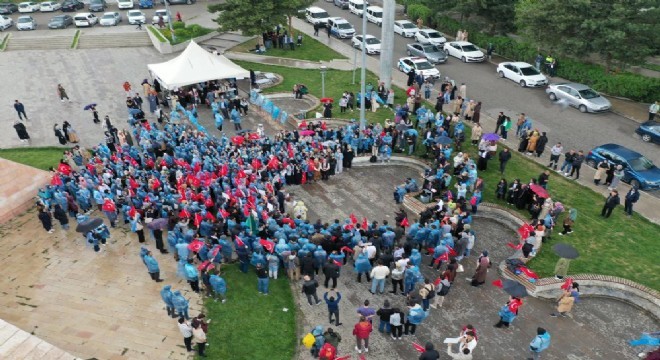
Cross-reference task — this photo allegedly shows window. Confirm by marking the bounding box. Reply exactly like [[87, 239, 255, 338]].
[[520, 66, 540, 76], [628, 156, 654, 171], [578, 88, 599, 99]]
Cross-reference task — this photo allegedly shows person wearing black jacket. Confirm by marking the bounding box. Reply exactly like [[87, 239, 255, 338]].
[[302, 275, 322, 305], [301, 252, 316, 277], [624, 187, 640, 216], [323, 259, 340, 289], [569, 150, 585, 180], [499, 148, 512, 174], [601, 190, 620, 218], [376, 300, 394, 333], [419, 342, 440, 360], [535, 132, 548, 157]]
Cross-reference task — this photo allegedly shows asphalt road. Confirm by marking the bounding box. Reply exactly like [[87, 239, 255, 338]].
[[313, 0, 660, 171]]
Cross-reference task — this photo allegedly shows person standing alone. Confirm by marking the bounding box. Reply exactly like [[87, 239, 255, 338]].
[[528, 327, 551, 360], [57, 84, 71, 102], [14, 100, 28, 121], [624, 186, 640, 217], [601, 190, 620, 218], [353, 316, 372, 354]]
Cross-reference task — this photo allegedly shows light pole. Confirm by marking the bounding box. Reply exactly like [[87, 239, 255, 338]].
[[352, 46, 357, 85], [359, 8, 367, 130], [165, 0, 176, 43], [320, 65, 327, 98]]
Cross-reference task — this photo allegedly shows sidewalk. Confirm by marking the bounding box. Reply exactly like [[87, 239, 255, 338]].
[[244, 17, 660, 225]]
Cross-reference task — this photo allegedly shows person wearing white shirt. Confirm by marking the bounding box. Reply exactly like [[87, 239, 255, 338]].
[[178, 317, 194, 352], [548, 142, 564, 170], [369, 261, 391, 294], [365, 243, 377, 262]]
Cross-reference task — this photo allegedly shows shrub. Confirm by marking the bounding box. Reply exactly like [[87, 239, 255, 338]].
[[433, 14, 660, 102], [172, 21, 186, 29], [407, 4, 432, 25]]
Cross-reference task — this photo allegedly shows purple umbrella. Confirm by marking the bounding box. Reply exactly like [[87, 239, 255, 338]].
[[83, 103, 97, 110], [483, 133, 500, 141], [147, 218, 169, 230]]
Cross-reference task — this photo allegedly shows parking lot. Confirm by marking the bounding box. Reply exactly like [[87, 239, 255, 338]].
[[0, 0, 211, 31]]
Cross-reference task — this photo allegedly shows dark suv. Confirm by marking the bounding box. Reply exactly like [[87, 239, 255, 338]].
[[89, 0, 107, 12], [62, 0, 85, 11], [0, 3, 18, 14]]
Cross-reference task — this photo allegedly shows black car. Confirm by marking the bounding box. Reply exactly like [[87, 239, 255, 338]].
[[89, 0, 106, 12], [0, 3, 18, 14], [61, 0, 85, 12], [161, 0, 195, 5], [48, 14, 74, 28]]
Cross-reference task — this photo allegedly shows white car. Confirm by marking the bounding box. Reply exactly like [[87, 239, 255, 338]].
[[126, 9, 145, 25], [0, 15, 13, 30], [39, 1, 61, 12], [444, 41, 485, 63], [16, 15, 37, 30], [73, 12, 98, 27], [351, 34, 381, 55], [393, 20, 418, 38], [99, 11, 121, 26], [497, 61, 548, 87], [415, 29, 446, 46], [151, 9, 169, 25], [398, 56, 440, 79], [117, 0, 134, 9], [18, 1, 39, 12]]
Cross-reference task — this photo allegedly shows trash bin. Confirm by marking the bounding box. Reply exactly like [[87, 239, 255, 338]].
[[420, 189, 432, 204]]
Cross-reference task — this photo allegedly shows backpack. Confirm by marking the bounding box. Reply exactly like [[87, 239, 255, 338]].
[[389, 312, 401, 326], [438, 283, 450, 296], [369, 155, 378, 163], [422, 284, 435, 299], [302, 333, 315, 348]]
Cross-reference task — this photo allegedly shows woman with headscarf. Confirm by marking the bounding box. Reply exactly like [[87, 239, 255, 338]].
[[53, 124, 67, 145], [63, 121, 79, 143], [13, 121, 30, 144], [469, 250, 491, 286]]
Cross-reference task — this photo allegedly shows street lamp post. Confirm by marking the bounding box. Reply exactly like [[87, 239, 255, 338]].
[[320, 65, 327, 98], [359, 8, 367, 130], [352, 46, 357, 85], [165, 0, 176, 43]]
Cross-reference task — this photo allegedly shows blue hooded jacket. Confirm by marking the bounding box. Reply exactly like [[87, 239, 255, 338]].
[[171, 291, 188, 311], [209, 275, 227, 295], [160, 285, 174, 307]]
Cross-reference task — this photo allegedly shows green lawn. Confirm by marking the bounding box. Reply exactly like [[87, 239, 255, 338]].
[[0, 147, 64, 171], [230, 31, 346, 62], [234, 60, 407, 125], [201, 265, 296, 360]]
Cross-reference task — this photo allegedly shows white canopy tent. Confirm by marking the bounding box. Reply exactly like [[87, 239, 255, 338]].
[[147, 41, 250, 90]]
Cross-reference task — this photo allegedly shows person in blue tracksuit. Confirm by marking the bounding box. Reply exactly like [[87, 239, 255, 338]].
[[140, 247, 163, 282], [171, 290, 190, 319], [160, 285, 177, 318]]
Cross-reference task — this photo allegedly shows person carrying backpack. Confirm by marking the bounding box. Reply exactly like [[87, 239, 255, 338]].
[[389, 307, 404, 340], [431, 274, 451, 308], [528, 327, 551, 360]]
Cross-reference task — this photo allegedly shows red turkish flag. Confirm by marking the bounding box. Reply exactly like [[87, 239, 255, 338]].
[[492, 279, 504, 288], [235, 236, 245, 248], [152, 178, 161, 190], [400, 218, 409, 227], [179, 209, 191, 219], [519, 266, 539, 279], [361, 217, 368, 230], [218, 208, 229, 219], [333, 260, 343, 267], [128, 206, 137, 218], [446, 245, 457, 256], [188, 239, 204, 252], [259, 239, 275, 253], [50, 174, 62, 186], [508, 298, 523, 313], [560, 278, 574, 291], [433, 252, 449, 264], [194, 213, 203, 227], [197, 260, 211, 271], [350, 213, 358, 224], [507, 242, 523, 250], [412, 342, 426, 353], [129, 177, 139, 189], [211, 245, 221, 258], [340, 246, 354, 254]]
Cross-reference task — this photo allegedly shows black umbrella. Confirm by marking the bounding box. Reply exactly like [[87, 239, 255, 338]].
[[75, 218, 104, 233], [147, 218, 169, 230], [435, 136, 453, 145], [502, 279, 529, 298], [83, 103, 97, 110], [553, 243, 579, 259]]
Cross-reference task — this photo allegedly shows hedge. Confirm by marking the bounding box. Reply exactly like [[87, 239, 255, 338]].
[[434, 15, 660, 103], [160, 23, 214, 45]]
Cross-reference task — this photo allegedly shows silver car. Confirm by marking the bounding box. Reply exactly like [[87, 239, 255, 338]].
[[406, 43, 447, 64], [545, 82, 611, 113]]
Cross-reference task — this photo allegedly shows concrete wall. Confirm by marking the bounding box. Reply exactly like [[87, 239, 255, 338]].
[[0, 159, 50, 224], [146, 27, 219, 54]]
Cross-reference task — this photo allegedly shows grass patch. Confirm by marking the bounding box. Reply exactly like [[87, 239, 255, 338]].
[[234, 60, 406, 125], [159, 22, 214, 45], [641, 62, 660, 73], [203, 264, 296, 360], [0, 147, 65, 171], [147, 25, 167, 43], [230, 31, 346, 62], [71, 30, 80, 49], [0, 33, 10, 51]]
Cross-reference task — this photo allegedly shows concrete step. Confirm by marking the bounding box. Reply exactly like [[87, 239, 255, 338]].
[[0, 319, 80, 359], [77, 32, 151, 49], [7, 36, 72, 50]]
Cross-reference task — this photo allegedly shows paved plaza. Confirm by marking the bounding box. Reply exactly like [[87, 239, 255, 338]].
[[0, 47, 658, 360]]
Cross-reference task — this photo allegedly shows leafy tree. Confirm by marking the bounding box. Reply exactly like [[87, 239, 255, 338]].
[[474, 0, 517, 34], [516, 0, 659, 71], [209, 0, 314, 36]]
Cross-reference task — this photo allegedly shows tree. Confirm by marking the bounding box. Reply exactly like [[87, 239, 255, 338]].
[[474, 0, 517, 34], [209, 0, 314, 37], [515, 0, 659, 71]]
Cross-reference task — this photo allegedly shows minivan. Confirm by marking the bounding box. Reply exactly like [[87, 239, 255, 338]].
[[348, 0, 367, 17], [365, 5, 382, 26], [328, 17, 355, 39], [305, 6, 330, 25]]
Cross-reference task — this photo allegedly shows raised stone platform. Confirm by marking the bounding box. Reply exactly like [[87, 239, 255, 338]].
[[0, 319, 79, 360], [0, 158, 51, 224]]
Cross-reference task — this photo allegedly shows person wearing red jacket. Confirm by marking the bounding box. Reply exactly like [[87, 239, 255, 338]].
[[353, 316, 372, 354]]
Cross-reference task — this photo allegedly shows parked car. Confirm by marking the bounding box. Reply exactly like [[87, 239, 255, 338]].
[[18, 1, 39, 13], [0, 3, 19, 14], [161, 0, 195, 5], [126, 9, 145, 24], [117, 0, 134, 9], [99, 11, 121, 26], [48, 14, 73, 28], [393, 19, 418, 37], [151, 9, 168, 25], [327, 17, 354, 39], [305, 6, 330, 25], [398, 56, 440, 79], [635, 120, 660, 144], [73, 12, 97, 26], [545, 82, 612, 113], [138, 0, 153, 9], [0, 14, 12, 29], [16, 15, 37, 29], [365, 5, 382, 26], [406, 43, 447, 64], [40, 1, 61, 12], [333, 0, 348, 10], [444, 41, 485, 63], [415, 28, 446, 46], [585, 143, 660, 190], [61, 0, 84, 12], [89, 0, 106, 12], [496, 61, 548, 87], [351, 34, 381, 55]]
